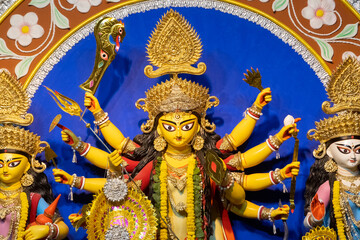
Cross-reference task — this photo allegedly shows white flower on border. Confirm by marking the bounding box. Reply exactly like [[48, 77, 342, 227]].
[[302, 0, 337, 29], [342, 51, 360, 61], [7, 12, 44, 47], [67, 0, 101, 13]]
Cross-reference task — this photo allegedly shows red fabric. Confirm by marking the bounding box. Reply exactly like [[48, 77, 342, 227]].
[[222, 209, 235, 240], [29, 193, 41, 224]]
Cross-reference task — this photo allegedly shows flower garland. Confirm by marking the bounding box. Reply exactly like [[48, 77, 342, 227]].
[[155, 155, 203, 239], [159, 158, 168, 240], [17, 192, 29, 240], [186, 156, 196, 240], [194, 160, 204, 239], [332, 180, 346, 240]]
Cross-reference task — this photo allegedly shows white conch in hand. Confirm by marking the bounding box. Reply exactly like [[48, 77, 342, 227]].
[[284, 115, 295, 126]]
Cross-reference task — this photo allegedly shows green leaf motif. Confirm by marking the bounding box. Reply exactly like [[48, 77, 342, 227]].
[[272, 0, 289, 12], [316, 39, 334, 62], [15, 56, 35, 79], [333, 23, 358, 40], [29, 0, 50, 8], [0, 38, 15, 56], [53, 6, 70, 29]]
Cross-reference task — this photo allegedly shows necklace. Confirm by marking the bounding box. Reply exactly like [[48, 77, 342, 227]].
[[0, 192, 28, 240], [168, 173, 187, 192], [168, 188, 187, 213], [0, 186, 23, 198], [165, 151, 193, 160], [167, 162, 187, 177]]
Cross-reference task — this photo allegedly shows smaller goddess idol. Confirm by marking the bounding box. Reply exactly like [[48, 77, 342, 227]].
[[0, 69, 69, 240], [304, 57, 360, 239], [53, 10, 300, 240]]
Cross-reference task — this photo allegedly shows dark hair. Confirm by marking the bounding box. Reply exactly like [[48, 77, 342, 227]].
[[23, 165, 55, 204], [125, 112, 230, 237], [304, 155, 336, 229]]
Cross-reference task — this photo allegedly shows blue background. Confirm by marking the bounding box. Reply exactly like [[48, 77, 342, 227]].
[[28, 7, 327, 239]]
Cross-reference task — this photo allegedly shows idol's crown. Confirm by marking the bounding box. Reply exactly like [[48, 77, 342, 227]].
[[308, 58, 360, 146], [0, 125, 41, 156]]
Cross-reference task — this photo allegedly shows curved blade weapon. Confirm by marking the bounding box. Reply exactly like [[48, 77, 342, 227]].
[[79, 17, 126, 94]]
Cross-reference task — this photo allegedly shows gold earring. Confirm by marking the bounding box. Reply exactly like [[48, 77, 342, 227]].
[[324, 159, 337, 173], [154, 135, 167, 152], [192, 135, 204, 151], [21, 172, 34, 187]]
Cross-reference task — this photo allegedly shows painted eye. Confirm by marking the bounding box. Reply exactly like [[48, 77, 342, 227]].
[[181, 122, 194, 131], [337, 146, 351, 154], [162, 123, 175, 132], [100, 50, 108, 60], [8, 161, 21, 167], [119, 28, 123, 34], [355, 147, 360, 154], [0, 163, 3, 168]]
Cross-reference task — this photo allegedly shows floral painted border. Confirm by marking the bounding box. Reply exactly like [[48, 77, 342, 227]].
[[0, 0, 121, 80], [267, 0, 360, 63], [25, 0, 330, 100]]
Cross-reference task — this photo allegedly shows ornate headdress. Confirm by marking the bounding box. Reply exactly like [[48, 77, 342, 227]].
[[307, 57, 360, 158], [0, 69, 49, 172], [135, 10, 219, 133]]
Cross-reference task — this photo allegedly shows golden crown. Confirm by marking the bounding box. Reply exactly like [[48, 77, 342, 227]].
[[307, 112, 360, 144], [322, 57, 360, 114], [0, 69, 33, 125], [0, 69, 48, 172], [307, 58, 360, 157], [136, 10, 219, 133], [302, 226, 337, 240], [144, 9, 206, 78], [0, 125, 41, 156]]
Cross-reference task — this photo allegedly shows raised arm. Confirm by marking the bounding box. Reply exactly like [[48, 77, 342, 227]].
[[223, 88, 272, 150], [84, 92, 125, 149], [224, 123, 298, 170]]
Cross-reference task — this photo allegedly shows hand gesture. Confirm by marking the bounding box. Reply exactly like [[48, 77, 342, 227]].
[[254, 87, 272, 109], [108, 150, 123, 168], [275, 122, 299, 143], [310, 194, 325, 221], [24, 225, 49, 240], [69, 213, 83, 224], [61, 129, 79, 147], [280, 162, 300, 179], [53, 169, 74, 186], [271, 204, 290, 221], [84, 92, 102, 114]]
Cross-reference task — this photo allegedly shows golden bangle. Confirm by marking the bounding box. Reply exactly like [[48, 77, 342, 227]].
[[74, 141, 87, 153], [93, 109, 106, 122]]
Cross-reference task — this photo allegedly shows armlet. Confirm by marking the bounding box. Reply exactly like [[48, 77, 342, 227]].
[[226, 152, 244, 171], [218, 134, 237, 152]]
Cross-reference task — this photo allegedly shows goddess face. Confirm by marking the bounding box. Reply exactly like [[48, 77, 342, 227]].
[[157, 112, 200, 149], [0, 153, 30, 186], [326, 139, 360, 171]]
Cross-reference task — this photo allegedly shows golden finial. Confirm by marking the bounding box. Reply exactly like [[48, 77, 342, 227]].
[[322, 57, 360, 114], [0, 69, 33, 125], [144, 9, 206, 78]]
